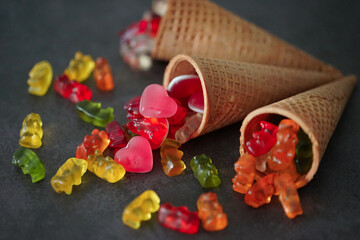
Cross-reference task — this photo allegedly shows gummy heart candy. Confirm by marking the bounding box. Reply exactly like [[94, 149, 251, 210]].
[[188, 92, 204, 114], [167, 75, 202, 100], [139, 84, 178, 118], [127, 117, 168, 149], [114, 136, 153, 173]]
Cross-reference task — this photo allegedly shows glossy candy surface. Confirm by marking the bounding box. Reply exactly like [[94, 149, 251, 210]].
[[167, 98, 187, 126], [27, 60, 53, 96], [160, 139, 186, 177], [19, 113, 43, 149], [167, 75, 202, 104], [93, 57, 114, 91], [122, 190, 160, 229], [127, 116, 168, 149], [188, 91, 204, 114], [294, 128, 313, 174], [246, 121, 278, 157], [123, 96, 142, 120], [245, 173, 278, 208], [76, 100, 114, 127], [275, 173, 303, 219], [87, 150, 125, 183], [50, 158, 88, 195], [197, 192, 227, 231], [175, 113, 203, 144], [267, 119, 299, 171], [105, 121, 127, 149], [54, 74, 92, 103], [158, 203, 199, 234], [232, 154, 256, 194], [139, 84, 178, 118], [12, 147, 45, 183], [64, 51, 95, 82], [190, 154, 221, 188], [76, 129, 110, 160], [114, 136, 153, 173]]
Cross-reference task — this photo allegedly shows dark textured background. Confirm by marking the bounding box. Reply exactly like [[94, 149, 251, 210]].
[[0, 0, 359, 239]]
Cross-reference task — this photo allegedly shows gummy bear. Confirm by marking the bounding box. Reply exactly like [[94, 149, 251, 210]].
[[190, 154, 221, 188], [246, 121, 278, 157], [93, 57, 114, 91], [244, 173, 278, 208], [127, 116, 168, 149], [54, 74, 92, 103], [50, 158, 88, 195], [123, 96, 142, 120], [76, 100, 114, 128], [27, 60, 53, 96], [12, 147, 45, 183], [19, 113, 43, 149], [87, 150, 125, 183], [160, 139, 186, 177], [158, 203, 199, 234], [122, 190, 160, 229], [175, 113, 203, 144], [64, 51, 95, 82], [294, 128, 313, 175], [197, 192, 228, 231], [275, 173, 303, 219], [76, 129, 110, 160], [232, 154, 256, 194], [139, 84, 178, 118], [167, 98, 187, 126], [105, 121, 127, 149], [267, 119, 299, 171]]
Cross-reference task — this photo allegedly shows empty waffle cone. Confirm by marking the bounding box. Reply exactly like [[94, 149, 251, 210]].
[[153, 0, 340, 74], [163, 54, 342, 141], [239, 75, 357, 188]]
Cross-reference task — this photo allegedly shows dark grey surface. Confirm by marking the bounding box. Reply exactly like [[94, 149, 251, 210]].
[[0, 0, 359, 239]]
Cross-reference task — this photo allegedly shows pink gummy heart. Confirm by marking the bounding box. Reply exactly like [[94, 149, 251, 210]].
[[188, 91, 204, 114], [114, 136, 153, 173], [168, 75, 202, 100], [140, 84, 178, 118]]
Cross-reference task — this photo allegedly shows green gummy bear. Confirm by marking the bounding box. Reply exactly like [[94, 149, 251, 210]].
[[190, 154, 221, 188], [12, 147, 45, 183], [294, 128, 313, 175], [76, 100, 114, 128]]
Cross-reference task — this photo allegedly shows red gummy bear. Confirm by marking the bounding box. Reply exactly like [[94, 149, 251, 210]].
[[244, 173, 278, 208], [158, 203, 199, 234], [54, 74, 92, 103], [123, 96, 142, 120], [168, 98, 188, 126], [245, 121, 278, 157], [105, 121, 127, 149], [76, 129, 110, 160], [126, 117, 168, 149]]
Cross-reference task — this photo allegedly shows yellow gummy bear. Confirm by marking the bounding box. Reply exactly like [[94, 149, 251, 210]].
[[51, 158, 88, 195], [64, 51, 95, 82], [87, 150, 126, 183], [122, 190, 160, 229], [19, 113, 43, 148], [27, 60, 53, 96]]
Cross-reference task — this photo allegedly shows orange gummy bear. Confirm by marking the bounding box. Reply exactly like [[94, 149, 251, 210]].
[[76, 129, 110, 160], [94, 57, 114, 91], [197, 192, 228, 231], [232, 154, 256, 194], [275, 173, 303, 219], [245, 173, 278, 208], [160, 139, 186, 176], [267, 119, 299, 171]]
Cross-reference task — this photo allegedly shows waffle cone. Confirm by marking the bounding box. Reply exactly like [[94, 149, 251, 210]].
[[153, 0, 340, 74], [163, 54, 342, 140], [239, 75, 356, 188]]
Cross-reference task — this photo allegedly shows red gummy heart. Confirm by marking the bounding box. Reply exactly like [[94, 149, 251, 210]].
[[140, 84, 178, 118], [114, 136, 153, 173]]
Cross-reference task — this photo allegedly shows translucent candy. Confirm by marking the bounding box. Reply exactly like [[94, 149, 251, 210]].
[[19, 113, 43, 149], [244, 173, 278, 208], [93, 57, 114, 91], [105, 121, 127, 149], [246, 121, 278, 157], [188, 91, 204, 114], [64, 51, 95, 82], [76, 129, 110, 160], [139, 84, 178, 118], [167, 75, 202, 101], [232, 154, 256, 194], [53, 74, 92, 103], [167, 98, 187, 126], [175, 113, 203, 144], [294, 128, 313, 174], [114, 136, 153, 173], [27, 60, 53, 96], [160, 139, 186, 176]]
